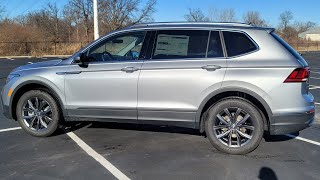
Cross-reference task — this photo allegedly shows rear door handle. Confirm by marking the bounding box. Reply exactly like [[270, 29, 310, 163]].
[[121, 67, 139, 73], [201, 65, 221, 71]]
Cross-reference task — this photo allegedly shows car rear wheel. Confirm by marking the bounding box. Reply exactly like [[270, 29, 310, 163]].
[[16, 90, 60, 137], [205, 98, 264, 154]]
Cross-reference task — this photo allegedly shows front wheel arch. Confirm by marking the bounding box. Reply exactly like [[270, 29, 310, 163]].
[[11, 82, 65, 121]]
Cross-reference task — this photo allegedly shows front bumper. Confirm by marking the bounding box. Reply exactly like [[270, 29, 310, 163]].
[[270, 111, 314, 135], [0, 89, 12, 119]]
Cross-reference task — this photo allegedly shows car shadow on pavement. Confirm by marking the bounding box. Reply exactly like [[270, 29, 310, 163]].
[[258, 167, 278, 180], [87, 122, 200, 136], [263, 132, 299, 142], [51, 122, 93, 136], [54, 121, 300, 143]]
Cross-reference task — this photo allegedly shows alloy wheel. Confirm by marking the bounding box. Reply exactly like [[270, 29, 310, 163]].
[[213, 107, 255, 147], [21, 97, 53, 131]]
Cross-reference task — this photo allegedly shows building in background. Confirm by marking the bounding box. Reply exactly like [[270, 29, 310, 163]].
[[299, 27, 320, 41]]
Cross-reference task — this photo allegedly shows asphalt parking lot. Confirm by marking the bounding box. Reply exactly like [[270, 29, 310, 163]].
[[1, 55, 320, 180]]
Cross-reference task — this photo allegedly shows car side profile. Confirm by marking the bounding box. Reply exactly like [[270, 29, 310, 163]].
[[1, 22, 315, 154]]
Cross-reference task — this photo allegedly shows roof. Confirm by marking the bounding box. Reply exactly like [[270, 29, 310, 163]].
[[299, 27, 320, 38], [125, 22, 274, 32]]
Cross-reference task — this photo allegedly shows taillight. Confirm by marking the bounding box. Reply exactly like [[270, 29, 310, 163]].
[[284, 68, 309, 83]]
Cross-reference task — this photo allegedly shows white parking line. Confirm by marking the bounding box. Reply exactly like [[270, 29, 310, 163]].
[[310, 77, 320, 80], [0, 127, 21, 133], [315, 102, 320, 106], [310, 70, 320, 74], [286, 134, 320, 146], [309, 85, 320, 90], [66, 132, 131, 180]]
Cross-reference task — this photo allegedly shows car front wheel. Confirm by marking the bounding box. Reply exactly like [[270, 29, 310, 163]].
[[16, 90, 60, 137]]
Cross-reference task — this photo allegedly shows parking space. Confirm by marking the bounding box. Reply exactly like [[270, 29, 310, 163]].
[[1, 55, 320, 179]]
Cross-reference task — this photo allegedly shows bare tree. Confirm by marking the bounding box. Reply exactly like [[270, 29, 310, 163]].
[[279, 11, 293, 30], [99, 0, 156, 33], [294, 21, 316, 33], [184, 8, 209, 22], [243, 11, 267, 26], [0, 5, 5, 20], [65, 0, 93, 42], [47, 3, 60, 42], [218, 8, 236, 22]]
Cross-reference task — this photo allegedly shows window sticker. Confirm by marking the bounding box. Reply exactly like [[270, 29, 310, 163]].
[[154, 34, 189, 56]]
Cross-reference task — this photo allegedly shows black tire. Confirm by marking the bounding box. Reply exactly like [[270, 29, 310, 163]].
[[205, 98, 264, 154], [16, 90, 60, 137]]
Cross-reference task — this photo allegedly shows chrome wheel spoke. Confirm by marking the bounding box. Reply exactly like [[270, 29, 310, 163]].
[[35, 97, 39, 109], [29, 117, 37, 128], [42, 106, 51, 115], [224, 108, 232, 120], [228, 131, 232, 146], [236, 114, 250, 126], [23, 108, 34, 112], [213, 125, 228, 130], [235, 108, 242, 120], [23, 115, 35, 119], [27, 100, 36, 110], [216, 114, 230, 126], [240, 125, 255, 130], [39, 117, 48, 128], [237, 129, 252, 139], [236, 131, 241, 147], [36, 117, 40, 130], [216, 129, 231, 139], [44, 116, 52, 122]]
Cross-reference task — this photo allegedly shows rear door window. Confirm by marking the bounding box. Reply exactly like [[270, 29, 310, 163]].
[[152, 30, 209, 59], [223, 31, 257, 57]]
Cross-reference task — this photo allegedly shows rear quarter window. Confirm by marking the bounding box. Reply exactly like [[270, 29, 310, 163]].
[[223, 31, 257, 57]]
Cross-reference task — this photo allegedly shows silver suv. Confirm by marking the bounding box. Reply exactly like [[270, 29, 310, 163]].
[[1, 22, 315, 154]]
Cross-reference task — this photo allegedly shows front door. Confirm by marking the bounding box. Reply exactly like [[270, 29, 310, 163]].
[[64, 31, 147, 121]]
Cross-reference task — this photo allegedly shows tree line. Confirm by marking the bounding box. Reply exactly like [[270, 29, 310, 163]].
[[0, 0, 156, 44], [184, 8, 317, 43], [0, 3, 318, 56]]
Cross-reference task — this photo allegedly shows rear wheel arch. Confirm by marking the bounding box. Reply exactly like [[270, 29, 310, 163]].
[[10, 81, 65, 120], [197, 88, 272, 133]]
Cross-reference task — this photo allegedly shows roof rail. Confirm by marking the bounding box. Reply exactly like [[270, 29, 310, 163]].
[[130, 21, 254, 27]]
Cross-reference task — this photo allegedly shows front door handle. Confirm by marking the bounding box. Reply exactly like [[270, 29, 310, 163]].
[[121, 67, 139, 73], [56, 71, 82, 75], [201, 65, 221, 71]]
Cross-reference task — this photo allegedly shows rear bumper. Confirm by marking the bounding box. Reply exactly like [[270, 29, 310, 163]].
[[270, 111, 314, 135]]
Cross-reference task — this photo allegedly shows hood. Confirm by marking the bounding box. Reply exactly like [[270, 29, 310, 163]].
[[11, 59, 62, 73]]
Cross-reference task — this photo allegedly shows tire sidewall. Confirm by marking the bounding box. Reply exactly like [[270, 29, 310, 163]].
[[16, 90, 60, 137], [205, 98, 264, 154]]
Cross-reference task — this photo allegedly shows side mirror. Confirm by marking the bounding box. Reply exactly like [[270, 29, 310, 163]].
[[73, 56, 82, 64], [74, 53, 89, 67]]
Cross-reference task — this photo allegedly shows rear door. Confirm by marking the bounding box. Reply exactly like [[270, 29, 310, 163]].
[[137, 30, 227, 127]]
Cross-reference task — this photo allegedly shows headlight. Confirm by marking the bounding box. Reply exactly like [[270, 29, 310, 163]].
[[6, 74, 20, 84]]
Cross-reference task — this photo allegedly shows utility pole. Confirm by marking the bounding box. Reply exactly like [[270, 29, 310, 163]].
[[93, 0, 99, 40]]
